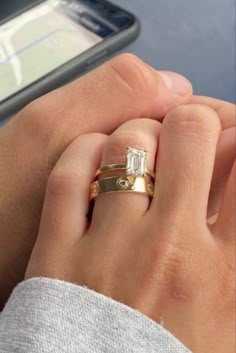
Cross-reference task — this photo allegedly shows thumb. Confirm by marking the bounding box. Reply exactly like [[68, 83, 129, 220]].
[[19, 53, 192, 162]]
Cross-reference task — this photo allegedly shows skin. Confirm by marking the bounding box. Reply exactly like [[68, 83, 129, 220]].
[[0, 54, 235, 308], [0, 54, 194, 307], [26, 106, 235, 353]]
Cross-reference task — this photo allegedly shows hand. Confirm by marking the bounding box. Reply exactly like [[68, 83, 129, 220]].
[[26, 104, 235, 353], [0, 54, 193, 307]]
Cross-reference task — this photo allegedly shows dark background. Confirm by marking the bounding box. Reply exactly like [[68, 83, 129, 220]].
[[0, 0, 33, 20], [0, 0, 235, 103]]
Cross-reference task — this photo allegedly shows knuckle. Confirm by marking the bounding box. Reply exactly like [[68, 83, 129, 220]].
[[165, 104, 221, 135], [153, 236, 186, 269], [104, 129, 152, 162], [119, 117, 161, 131], [149, 237, 188, 291], [109, 53, 157, 98]]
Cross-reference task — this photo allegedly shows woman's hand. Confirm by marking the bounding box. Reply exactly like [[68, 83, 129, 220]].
[[26, 104, 235, 353], [0, 54, 193, 307]]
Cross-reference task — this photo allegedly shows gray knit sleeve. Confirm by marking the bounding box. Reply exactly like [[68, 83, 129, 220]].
[[0, 278, 191, 353]]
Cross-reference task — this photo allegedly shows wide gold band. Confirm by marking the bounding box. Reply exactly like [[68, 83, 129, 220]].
[[90, 175, 154, 200], [95, 164, 155, 179]]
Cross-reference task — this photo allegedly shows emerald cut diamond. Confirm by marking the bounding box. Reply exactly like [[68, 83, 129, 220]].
[[126, 147, 147, 177]]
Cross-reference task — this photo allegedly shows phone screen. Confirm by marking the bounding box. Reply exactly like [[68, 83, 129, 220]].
[[0, 0, 132, 103]]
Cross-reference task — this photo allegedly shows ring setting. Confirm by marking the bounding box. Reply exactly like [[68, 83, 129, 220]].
[[126, 147, 147, 177]]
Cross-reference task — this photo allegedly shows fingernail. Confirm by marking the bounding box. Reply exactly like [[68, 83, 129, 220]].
[[159, 71, 192, 96]]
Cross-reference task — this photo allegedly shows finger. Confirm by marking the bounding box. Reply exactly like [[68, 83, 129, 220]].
[[208, 126, 236, 218], [213, 160, 236, 243], [92, 119, 161, 229], [37, 133, 107, 248], [20, 54, 192, 163], [151, 104, 221, 225], [191, 96, 235, 129], [191, 97, 236, 218]]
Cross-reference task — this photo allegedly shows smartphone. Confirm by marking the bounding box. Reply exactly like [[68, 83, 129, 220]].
[[0, 0, 140, 120]]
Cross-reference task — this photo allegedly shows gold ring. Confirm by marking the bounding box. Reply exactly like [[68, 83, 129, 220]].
[[95, 164, 155, 179], [90, 175, 154, 200]]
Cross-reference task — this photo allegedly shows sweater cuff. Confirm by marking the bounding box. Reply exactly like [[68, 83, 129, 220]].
[[0, 277, 191, 353]]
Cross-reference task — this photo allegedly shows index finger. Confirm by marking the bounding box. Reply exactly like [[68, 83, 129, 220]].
[[191, 96, 235, 130]]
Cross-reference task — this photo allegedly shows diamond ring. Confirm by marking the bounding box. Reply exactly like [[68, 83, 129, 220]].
[[90, 147, 155, 200]]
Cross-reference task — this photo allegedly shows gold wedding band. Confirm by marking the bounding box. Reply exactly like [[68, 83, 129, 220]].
[[90, 175, 154, 200]]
